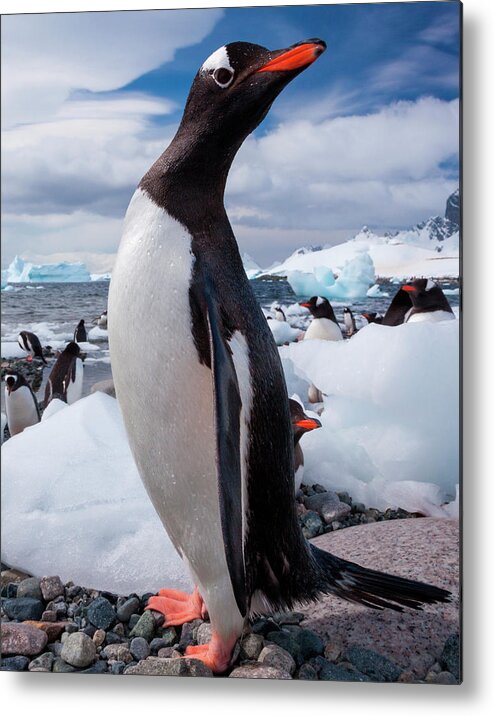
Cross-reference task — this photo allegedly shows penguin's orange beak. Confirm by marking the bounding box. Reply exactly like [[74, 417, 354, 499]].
[[295, 418, 322, 431], [299, 301, 311, 308], [257, 40, 326, 73], [401, 285, 417, 292]]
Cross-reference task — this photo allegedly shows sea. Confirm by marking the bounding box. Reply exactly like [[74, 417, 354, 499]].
[[1, 277, 460, 412]]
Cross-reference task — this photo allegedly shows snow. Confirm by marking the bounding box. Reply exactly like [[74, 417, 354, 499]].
[[280, 319, 459, 517], [268, 320, 302, 346], [1, 392, 191, 595], [3, 255, 91, 283], [242, 252, 262, 280], [287, 251, 376, 299]]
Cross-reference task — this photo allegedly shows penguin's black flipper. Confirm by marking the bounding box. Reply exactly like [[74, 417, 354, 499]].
[[203, 274, 247, 616]]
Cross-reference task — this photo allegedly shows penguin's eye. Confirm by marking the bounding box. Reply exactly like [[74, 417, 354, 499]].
[[212, 67, 234, 88]]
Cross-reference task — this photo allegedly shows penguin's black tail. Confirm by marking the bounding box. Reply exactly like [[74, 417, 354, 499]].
[[310, 544, 451, 612]]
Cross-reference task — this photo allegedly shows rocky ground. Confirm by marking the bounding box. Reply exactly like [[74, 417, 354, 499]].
[[1, 498, 460, 682]]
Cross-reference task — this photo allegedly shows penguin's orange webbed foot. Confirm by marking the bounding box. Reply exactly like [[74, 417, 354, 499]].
[[184, 631, 236, 674], [145, 587, 207, 626]]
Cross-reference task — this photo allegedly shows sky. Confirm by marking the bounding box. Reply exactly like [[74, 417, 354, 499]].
[[1, 1, 461, 270]]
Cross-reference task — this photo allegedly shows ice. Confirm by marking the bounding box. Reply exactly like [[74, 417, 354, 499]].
[[280, 319, 459, 516], [367, 284, 389, 298], [287, 251, 376, 299], [3, 255, 91, 283], [1, 392, 192, 594], [87, 326, 108, 341], [241, 252, 262, 280], [90, 273, 112, 282], [268, 319, 302, 346]]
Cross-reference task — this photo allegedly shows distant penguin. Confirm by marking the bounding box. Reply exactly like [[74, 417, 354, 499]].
[[17, 331, 47, 364], [362, 312, 383, 325], [74, 319, 87, 343], [44, 342, 84, 407], [343, 307, 357, 337], [273, 305, 286, 322], [94, 310, 108, 329], [382, 279, 455, 326], [289, 398, 322, 489], [4, 371, 40, 436], [300, 296, 343, 341]]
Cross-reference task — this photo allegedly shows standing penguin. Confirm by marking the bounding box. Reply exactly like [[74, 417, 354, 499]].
[[17, 330, 47, 364], [44, 342, 84, 407], [273, 305, 286, 322], [300, 296, 343, 341], [343, 307, 358, 337], [382, 279, 455, 326], [74, 319, 87, 343], [4, 371, 40, 436], [109, 39, 450, 673], [289, 398, 321, 489]]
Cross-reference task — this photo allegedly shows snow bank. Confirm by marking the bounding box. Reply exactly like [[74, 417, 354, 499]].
[[280, 319, 459, 516], [4, 255, 91, 283], [287, 251, 376, 299], [1, 392, 191, 594]]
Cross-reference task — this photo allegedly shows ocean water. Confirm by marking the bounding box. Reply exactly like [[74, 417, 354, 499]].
[[1, 277, 460, 411]]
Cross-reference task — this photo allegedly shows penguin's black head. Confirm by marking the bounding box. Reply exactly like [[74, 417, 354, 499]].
[[299, 296, 336, 320], [64, 341, 81, 357], [178, 39, 326, 158], [4, 371, 27, 394], [401, 279, 453, 312], [289, 398, 322, 443]]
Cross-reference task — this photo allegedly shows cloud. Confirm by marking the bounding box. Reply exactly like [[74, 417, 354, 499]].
[[372, 45, 459, 94]]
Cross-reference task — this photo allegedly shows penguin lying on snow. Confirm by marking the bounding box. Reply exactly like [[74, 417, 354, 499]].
[[109, 39, 450, 673], [4, 371, 40, 436], [44, 342, 84, 407], [289, 398, 322, 489], [382, 279, 455, 326], [300, 296, 343, 341], [17, 330, 47, 364], [74, 319, 87, 343]]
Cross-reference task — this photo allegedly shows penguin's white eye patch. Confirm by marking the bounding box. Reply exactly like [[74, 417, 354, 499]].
[[212, 67, 234, 88], [425, 279, 435, 291]]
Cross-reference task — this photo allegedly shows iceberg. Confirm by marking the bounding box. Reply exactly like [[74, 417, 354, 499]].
[[287, 251, 376, 299], [241, 252, 262, 280], [1, 392, 191, 595], [3, 255, 91, 283], [280, 319, 459, 516]]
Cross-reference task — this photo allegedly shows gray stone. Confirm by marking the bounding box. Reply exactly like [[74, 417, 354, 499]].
[[92, 629, 106, 647], [52, 658, 76, 673], [16, 577, 42, 600], [324, 642, 342, 662], [1, 656, 30, 671], [82, 660, 108, 674], [129, 610, 155, 640], [195, 622, 212, 645], [304, 493, 351, 524], [116, 596, 140, 623], [87, 596, 116, 630], [130, 637, 150, 661], [258, 644, 296, 676], [40, 575, 64, 602], [1, 622, 48, 656], [272, 611, 305, 625], [3, 597, 44, 621], [124, 657, 212, 677], [28, 652, 54, 672], [345, 646, 403, 682], [315, 658, 371, 682], [296, 629, 325, 664], [239, 633, 264, 661], [435, 671, 458, 685], [61, 631, 97, 668], [103, 644, 133, 663], [41, 610, 57, 622], [111, 661, 126, 674], [229, 663, 292, 679], [300, 510, 324, 539], [297, 663, 318, 680], [440, 633, 460, 680], [178, 622, 196, 650], [150, 632, 177, 653]]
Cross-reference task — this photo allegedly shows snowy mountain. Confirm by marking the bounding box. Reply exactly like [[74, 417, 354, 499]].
[[262, 190, 460, 280]]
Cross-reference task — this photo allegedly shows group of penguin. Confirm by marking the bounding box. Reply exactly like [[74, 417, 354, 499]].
[[3, 313, 106, 438]]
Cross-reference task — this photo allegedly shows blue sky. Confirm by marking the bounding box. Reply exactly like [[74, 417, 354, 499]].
[[1, 2, 460, 270]]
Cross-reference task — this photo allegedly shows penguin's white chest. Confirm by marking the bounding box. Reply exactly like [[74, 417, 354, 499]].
[[304, 317, 343, 341], [5, 387, 39, 436], [406, 310, 455, 324], [108, 189, 245, 636], [66, 359, 83, 405]]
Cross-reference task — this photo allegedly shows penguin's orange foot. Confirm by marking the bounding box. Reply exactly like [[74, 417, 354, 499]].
[[145, 587, 207, 626], [184, 631, 236, 674]]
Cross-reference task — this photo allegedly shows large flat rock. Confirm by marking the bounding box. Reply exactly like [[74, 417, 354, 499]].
[[302, 518, 459, 678]]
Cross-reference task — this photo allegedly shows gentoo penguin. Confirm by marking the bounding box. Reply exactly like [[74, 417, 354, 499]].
[[362, 311, 383, 325], [382, 279, 455, 326], [289, 398, 321, 489], [44, 342, 84, 407], [108, 39, 450, 673], [273, 305, 286, 322], [74, 319, 87, 343], [343, 307, 357, 337], [4, 371, 40, 436], [17, 330, 47, 364], [300, 296, 343, 341], [92, 310, 108, 329]]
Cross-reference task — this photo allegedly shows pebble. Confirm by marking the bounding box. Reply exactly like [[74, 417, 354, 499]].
[[300, 510, 324, 539], [195, 622, 212, 645], [1, 568, 32, 586], [92, 629, 106, 647], [239, 633, 265, 661], [313, 657, 371, 682], [440, 633, 460, 680], [40, 576, 65, 602], [103, 644, 133, 663], [61, 631, 97, 668], [82, 660, 108, 674], [52, 657, 76, 673], [28, 652, 54, 672], [297, 663, 318, 680], [324, 642, 342, 662], [129, 611, 155, 641], [111, 661, 126, 674], [229, 663, 292, 679], [345, 646, 403, 682], [125, 657, 213, 677], [23, 620, 68, 642], [41, 610, 57, 622], [258, 644, 296, 676], [116, 596, 140, 623], [1, 656, 30, 671], [3, 597, 44, 622], [86, 596, 116, 630], [435, 671, 458, 685], [16, 577, 42, 601], [130, 637, 150, 661], [1, 622, 48, 656], [150, 633, 177, 653]]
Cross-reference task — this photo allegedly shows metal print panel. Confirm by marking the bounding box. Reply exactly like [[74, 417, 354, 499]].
[[1, 1, 461, 684]]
